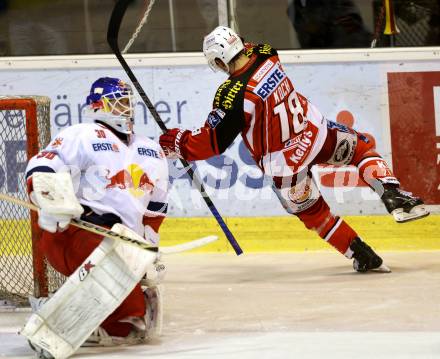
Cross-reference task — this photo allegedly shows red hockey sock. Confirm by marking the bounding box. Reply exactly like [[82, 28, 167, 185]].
[[297, 197, 358, 257], [357, 154, 399, 187]]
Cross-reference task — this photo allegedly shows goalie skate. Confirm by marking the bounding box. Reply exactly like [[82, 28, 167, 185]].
[[82, 325, 148, 347], [142, 285, 163, 339], [381, 187, 429, 223], [26, 296, 54, 358], [28, 296, 49, 313], [82, 285, 162, 347]]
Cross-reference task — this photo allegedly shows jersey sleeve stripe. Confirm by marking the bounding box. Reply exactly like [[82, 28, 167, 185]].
[[244, 99, 256, 151], [209, 127, 219, 154], [146, 201, 168, 215], [25, 165, 56, 179]]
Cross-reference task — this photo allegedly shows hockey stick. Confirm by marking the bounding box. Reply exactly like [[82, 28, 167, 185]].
[[160, 235, 217, 254], [107, 0, 243, 255], [0, 193, 218, 254]]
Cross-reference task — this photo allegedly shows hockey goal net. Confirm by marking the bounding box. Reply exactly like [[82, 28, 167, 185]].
[[0, 96, 65, 307]]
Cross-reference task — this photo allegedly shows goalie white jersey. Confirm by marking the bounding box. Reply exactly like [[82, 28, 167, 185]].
[[26, 123, 169, 240]]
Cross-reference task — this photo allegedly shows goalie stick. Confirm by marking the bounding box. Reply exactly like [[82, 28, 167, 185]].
[[0, 193, 218, 254], [107, 0, 243, 255]]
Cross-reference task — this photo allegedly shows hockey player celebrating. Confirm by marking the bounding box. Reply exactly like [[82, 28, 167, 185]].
[[159, 26, 429, 273], [23, 77, 169, 358]]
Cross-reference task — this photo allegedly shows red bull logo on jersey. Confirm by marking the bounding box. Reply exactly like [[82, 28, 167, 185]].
[[253, 62, 286, 100], [105, 164, 154, 197], [105, 169, 133, 189]]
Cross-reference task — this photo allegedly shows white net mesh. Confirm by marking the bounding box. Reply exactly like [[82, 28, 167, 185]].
[[0, 96, 65, 307]]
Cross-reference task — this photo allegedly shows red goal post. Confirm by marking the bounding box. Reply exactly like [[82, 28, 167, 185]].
[[0, 96, 64, 307]]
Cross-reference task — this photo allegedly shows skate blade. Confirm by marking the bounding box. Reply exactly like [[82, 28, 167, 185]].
[[393, 205, 430, 223], [370, 264, 391, 273]]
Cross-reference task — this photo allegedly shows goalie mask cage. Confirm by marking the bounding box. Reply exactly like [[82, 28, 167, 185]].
[[0, 96, 65, 307]]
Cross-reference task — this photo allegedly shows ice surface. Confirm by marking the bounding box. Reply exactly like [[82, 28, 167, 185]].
[[1, 252, 439, 358]]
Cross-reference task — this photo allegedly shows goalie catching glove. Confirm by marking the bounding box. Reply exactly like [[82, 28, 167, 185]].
[[29, 172, 84, 233], [159, 128, 190, 159]]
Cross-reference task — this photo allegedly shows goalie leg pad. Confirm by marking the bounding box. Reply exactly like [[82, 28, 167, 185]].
[[21, 235, 156, 359]]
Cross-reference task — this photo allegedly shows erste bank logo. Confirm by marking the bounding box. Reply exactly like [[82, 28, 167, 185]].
[[253, 62, 286, 100]]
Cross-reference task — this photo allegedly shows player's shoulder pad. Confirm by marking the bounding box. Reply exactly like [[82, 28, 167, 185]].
[[61, 122, 103, 136], [46, 123, 95, 150], [85, 122, 121, 140], [213, 78, 246, 112]]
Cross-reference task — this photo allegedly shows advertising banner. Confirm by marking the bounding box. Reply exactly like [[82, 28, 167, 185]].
[[0, 56, 439, 217], [388, 71, 440, 205]]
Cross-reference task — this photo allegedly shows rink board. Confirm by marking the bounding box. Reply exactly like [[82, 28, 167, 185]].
[[0, 219, 31, 255], [1, 48, 439, 218], [159, 215, 440, 252], [0, 215, 438, 255]]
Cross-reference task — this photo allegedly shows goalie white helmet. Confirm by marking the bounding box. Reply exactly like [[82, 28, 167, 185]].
[[203, 26, 244, 73], [86, 77, 135, 134]]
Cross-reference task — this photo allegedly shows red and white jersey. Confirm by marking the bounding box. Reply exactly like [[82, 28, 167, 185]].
[[180, 43, 327, 177], [26, 123, 169, 239]]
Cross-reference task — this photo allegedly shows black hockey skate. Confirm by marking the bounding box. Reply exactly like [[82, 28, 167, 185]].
[[349, 237, 390, 273], [381, 187, 429, 223]]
